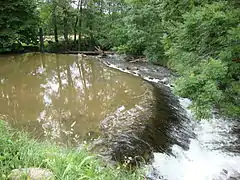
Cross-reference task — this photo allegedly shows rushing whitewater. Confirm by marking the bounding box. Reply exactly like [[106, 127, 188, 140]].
[[151, 98, 240, 180], [99, 55, 240, 180]]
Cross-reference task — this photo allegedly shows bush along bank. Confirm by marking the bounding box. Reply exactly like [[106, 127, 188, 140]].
[[0, 121, 145, 180]]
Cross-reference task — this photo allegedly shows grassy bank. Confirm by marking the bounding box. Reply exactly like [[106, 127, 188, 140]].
[[0, 121, 145, 180]]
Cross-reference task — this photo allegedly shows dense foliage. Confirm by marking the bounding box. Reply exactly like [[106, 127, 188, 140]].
[[109, 0, 240, 118], [0, 0, 39, 52], [164, 1, 240, 118], [0, 0, 239, 118]]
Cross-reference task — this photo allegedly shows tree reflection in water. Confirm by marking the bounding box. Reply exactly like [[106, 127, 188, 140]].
[[0, 53, 149, 146]]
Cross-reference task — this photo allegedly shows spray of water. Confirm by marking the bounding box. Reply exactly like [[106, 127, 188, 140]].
[[151, 98, 240, 180]]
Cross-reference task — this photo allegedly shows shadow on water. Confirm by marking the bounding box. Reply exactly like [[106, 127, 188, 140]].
[[143, 84, 195, 155], [92, 80, 195, 164]]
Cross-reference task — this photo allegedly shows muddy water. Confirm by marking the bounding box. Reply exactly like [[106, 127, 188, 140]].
[[99, 55, 240, 179], [0, 53, 151, 146], [2, 53, 239, 180]]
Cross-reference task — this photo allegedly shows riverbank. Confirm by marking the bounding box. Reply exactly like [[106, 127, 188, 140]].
[[0, 120, 145, 179]]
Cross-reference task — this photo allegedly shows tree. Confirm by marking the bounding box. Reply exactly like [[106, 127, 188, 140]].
[[123, 0, 166, 63], [103, 0, 240, 118], [163, 1, 240, 118], [0, 0, 39, 52]]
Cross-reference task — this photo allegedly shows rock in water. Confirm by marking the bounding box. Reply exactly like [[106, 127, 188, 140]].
[[8, 168, 54, 180]]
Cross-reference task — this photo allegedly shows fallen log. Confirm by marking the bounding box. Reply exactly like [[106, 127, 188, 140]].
[[65, 50, 114, 56], [129, 58, 148, 63]]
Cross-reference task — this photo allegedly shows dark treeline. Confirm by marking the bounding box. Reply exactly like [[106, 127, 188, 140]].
[[0, 0, 239, 119]]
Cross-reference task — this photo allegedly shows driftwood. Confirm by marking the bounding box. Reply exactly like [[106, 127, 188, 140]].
[[94, 46, 103, 53], [65, 51, 114, 55], [124, 56, 148, 63], [129, 58, 148, 63], [66, 46, 114, 56]]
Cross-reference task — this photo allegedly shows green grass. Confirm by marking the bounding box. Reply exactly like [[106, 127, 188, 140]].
[[0, 121, 145, 180]]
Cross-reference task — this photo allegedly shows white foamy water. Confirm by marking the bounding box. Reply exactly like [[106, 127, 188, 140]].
[[151, 98, 240, 180], [100, 58, 240, 180]]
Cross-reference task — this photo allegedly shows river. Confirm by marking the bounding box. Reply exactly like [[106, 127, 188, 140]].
[[0, 53, 239, 180], [0, 53, 152, 146]]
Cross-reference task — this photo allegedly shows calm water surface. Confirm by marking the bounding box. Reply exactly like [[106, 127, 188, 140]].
[[0, 53, 150, 146]]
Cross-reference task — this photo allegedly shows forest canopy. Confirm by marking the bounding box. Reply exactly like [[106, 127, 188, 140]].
[[0, 0, 39, 52]]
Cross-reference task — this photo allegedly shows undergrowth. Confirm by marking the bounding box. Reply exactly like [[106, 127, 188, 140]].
[[0, 121, 145, 180]]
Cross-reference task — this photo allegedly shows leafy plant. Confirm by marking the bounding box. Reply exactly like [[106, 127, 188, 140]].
[[0, 121, 145, 180], [164, 1, 240, 118]]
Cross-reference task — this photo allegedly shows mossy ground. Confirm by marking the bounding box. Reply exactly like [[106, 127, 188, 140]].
[[0, 121, 145, 180]]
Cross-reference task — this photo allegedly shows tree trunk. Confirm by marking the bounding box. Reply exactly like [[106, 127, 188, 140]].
[[39, 27, 44, 52], [74, 0, 81, 46], [78, 0, 83, 51], [53, 3, 58, 43], [87, 2, 94, 41], [63, 10, 68, 42], [63, 9, 69, 50], [108, 2, 111, 16]]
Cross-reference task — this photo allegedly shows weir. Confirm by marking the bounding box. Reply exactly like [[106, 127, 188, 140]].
[[0, 53, 239, 180]]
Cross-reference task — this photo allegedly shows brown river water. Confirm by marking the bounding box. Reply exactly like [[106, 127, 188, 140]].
[[1, 53, 240, 180], [0, 53, 151, 146]]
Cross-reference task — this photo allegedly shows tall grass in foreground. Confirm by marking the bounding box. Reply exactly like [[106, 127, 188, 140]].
[[0, 121, 145, 180]]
